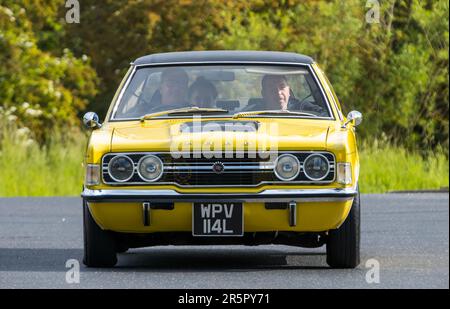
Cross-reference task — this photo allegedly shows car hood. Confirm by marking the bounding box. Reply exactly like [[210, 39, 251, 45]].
[[109, 118, 332, 152]]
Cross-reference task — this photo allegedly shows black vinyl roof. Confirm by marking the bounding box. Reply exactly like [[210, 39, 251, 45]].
[[133, 50, 314, 66]]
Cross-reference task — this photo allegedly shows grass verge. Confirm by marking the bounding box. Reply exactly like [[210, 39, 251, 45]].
[[359, 140, 449, 193], [0, 125, 448, 196], [0, 124, 86, 197]]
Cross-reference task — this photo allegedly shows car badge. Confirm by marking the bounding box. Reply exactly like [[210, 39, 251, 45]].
[[212, 161, 225, 174]]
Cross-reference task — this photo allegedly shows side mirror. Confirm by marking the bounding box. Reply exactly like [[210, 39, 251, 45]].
[[83, 112, 102, 129], [343, 110, 362, 128]]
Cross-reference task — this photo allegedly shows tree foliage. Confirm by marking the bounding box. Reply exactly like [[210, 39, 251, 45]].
[[0, 0, 448, 150], [0, 0, 98, 142]]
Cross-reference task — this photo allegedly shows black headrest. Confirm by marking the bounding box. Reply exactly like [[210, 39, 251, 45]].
[[247, 98, 264, 106], [216, 100, 240, 110]]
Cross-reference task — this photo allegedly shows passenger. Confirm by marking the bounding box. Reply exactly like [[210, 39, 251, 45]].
[[125, 67, 190, 115], [187, 76, 218, 108], [157, 67, 190, 108]]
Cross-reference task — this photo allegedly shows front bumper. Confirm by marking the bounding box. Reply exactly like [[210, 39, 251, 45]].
[[81, 188, 357, 203], [82, 188, 357, 233]]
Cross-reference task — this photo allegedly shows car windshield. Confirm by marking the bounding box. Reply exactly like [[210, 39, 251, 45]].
[[112, 65, 332, 119]]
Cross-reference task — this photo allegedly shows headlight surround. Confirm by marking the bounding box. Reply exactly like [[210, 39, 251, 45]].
[[137, 155, 164, 182], [303, 153, 330, 181], [274, 154, 301, 181], [108, 155, 134, 182]]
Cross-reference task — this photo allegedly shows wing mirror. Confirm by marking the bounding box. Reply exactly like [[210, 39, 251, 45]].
[[83, 112, 102, 129], [342, 110, 362, 128]]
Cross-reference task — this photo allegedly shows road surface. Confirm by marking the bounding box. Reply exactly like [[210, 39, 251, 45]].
[[0, 193, 448, 288]]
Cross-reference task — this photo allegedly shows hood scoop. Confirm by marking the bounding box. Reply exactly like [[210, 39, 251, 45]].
[[179, 121, 259, 133]]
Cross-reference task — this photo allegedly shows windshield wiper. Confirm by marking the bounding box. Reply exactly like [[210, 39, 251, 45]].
[[232, 110, 318, 119], [140, 107, 229, 121]]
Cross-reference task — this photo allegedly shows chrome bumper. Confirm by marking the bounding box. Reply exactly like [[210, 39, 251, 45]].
[[81, 188, 357, 203]]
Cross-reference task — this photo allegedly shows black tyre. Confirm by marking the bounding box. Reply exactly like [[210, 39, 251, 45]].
[[326, 187, 360, 268], [83, 199, 118, 267]]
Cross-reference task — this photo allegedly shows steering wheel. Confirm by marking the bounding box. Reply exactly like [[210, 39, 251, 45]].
[[297, 93, 313, 106]]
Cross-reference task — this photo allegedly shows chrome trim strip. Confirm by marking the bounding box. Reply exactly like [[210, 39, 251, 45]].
[[133, 61, 313, 67], [111, 65, 137, 119], [102, 150, 334, 156], [142, 202, 151, 226], [307, 64, 335, 120], [100, 180, 337, 186], [105, 169, 331, 174], [289, 201, 297, 227], [154, 161, 267, 165], [103, 162, 336, 167], [110, 115, 335, 121], [82, 188, 356, 203], [164, 164, 275, 171]]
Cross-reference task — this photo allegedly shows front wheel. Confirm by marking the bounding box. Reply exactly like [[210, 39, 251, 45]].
[[326, 187, 360, 268], [83, 199, 118, 267]]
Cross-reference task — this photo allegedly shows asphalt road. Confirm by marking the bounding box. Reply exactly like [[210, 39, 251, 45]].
[[0, 193, 448, 289]]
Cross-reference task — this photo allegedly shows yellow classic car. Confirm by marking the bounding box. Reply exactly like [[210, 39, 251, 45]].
[[81, 51, 362, 268]]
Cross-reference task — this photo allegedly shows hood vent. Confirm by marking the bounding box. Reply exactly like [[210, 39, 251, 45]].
[[179, 121, 259, 133]]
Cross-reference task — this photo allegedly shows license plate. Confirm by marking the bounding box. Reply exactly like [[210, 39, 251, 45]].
[[192, 203, 243, 236]]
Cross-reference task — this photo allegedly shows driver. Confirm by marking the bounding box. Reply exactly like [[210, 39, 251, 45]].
[[244, 74, 325, 115], [261, 74, 291, 110]]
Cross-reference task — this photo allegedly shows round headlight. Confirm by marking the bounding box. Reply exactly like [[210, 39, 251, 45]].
[[138, 155, 163, 182], [274, 154, 300, 181], [108, 155, 134, 182], [303, 154, 330, 181]]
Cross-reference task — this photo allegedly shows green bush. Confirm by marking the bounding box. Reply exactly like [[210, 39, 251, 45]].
[[0, 2, 98, 143]]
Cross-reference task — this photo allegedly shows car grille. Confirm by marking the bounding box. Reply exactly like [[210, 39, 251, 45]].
[[102, 152, 335, 187]]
